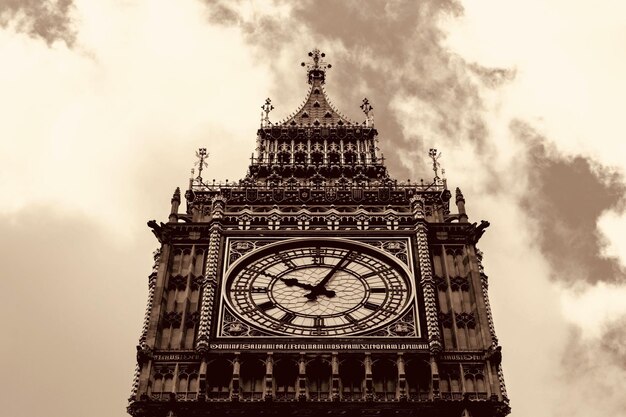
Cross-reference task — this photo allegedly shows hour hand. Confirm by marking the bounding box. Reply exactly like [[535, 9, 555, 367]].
[[305, 288, 335, 300], [279, 277, 315, 291]]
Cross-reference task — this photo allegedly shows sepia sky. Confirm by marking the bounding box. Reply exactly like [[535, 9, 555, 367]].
[[1, 1, 625, 416]]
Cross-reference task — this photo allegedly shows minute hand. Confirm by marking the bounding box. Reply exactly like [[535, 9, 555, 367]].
[[310, 251, 353, 292]]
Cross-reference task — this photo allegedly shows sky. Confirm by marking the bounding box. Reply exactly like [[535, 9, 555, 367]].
[[1, 1, 625, 416]]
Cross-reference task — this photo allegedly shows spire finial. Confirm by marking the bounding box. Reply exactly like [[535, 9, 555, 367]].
[[195, 148, 208, 181], [261, 98, 274, 127], [428, 148, 442, 180], [361, 98, 374, 126], [301, 48, 332, 84]]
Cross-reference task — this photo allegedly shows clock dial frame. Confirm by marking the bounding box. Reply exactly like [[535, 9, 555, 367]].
[[222, 238, 414, 337]]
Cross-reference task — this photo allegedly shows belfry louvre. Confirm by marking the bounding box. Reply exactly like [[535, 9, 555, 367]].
[[128, 49, 510, 417]]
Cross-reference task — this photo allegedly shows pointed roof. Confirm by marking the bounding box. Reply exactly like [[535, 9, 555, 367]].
[[278, 49, 356, 127]]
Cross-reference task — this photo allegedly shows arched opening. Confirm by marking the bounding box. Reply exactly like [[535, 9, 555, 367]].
[[151, 366, 175, 401], [278, 152, 291, 165], [274, 357, 298, 400], [206, 358, 232, 400], [439, 365, 462, 400], [463, 365, 487, 399], [311, 151, 323, 165], [294, 151, 306, 165], [177, 366, 199, 400], [406, 359, 430, 401], [307, 357, 331, 401], [372, 357, 397, 401], [340, 356, 363, 401], [240, 355, 264, 401]]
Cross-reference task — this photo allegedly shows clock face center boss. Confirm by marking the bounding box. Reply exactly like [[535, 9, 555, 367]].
[[223, 238, 415, 336]]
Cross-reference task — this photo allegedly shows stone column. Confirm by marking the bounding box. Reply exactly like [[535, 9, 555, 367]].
[[264, 353, 274, 401], [364, 353, 373, 401], [196, 196, 225, 354], [231, 354, 241, 401], [397, 353, 407, 401], [298, 353, 307, 401], [411, 195, 442, 353], [331, 352, 340, 401]]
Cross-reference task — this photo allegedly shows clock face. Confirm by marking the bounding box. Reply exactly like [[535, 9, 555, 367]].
[[224, 239, 413, 336]]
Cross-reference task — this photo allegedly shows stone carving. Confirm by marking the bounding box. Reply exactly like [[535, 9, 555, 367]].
[[416, 222, 442, 353], [220, 308, 272, 337], [196, 224, 222, 354]]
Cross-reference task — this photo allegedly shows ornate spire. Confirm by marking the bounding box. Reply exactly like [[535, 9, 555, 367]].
[[455, 187, 468, 222], [361, 98, 374, 127], [278, 49, 352, 126], [195, 148, 208, 181], [260, 98, 273, 127], [428, 148, 442, 180], [301, 48, 332, 84]]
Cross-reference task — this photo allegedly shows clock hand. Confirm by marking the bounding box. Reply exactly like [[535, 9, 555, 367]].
[[280, 277, 336, 298], [305, 251, 352, 300], [257, 271, 333, 296], [316, 251, 353, 288], [254, 270, 280, 280], [279, 277, 315, 291]]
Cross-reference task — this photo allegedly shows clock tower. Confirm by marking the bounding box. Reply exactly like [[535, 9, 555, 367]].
[[128, 49, 510, 417]]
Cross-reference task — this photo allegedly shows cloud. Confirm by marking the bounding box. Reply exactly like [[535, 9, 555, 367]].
[[0, 0, 76, 45], [513, 121, 626, 285], [561, 282, 626, 339], [202, 0, 515, 181], [558, 322, 626, 416]]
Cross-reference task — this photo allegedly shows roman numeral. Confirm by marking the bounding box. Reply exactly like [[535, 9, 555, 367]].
[[370, 288, 387, 293], [360, 271, 380, 279], [246, 266, 264, 275], [363, 302, 380, 311], [314, 316, 325, 328], [278, 253, 297, 269], [251, 287, 268, 293], [280, 312, 296, 324], [257, 301, 275, 311], [345, 314, 357, 324]]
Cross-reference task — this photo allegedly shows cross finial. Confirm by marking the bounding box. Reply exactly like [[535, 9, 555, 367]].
[[301, 48, 332, 84], [195, 148, 209, 180], [429, 148, 442, 180], [260, 98, 274, 127], [361, 98, 374, 126]]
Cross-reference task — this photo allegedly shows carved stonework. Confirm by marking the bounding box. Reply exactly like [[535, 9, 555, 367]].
[[416, 223, 442, 353], [196, 224, 222, 354], [477, 249, 498, 347], [361, 239, 409, 265], [364, 306, 417, 337], [129, 248, 161, 401], [228, 239, 277, 264], [220, 308, 273, 337]]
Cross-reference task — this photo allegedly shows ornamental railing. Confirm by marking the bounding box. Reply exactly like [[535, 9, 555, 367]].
[[190, 179, 446, 194]]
